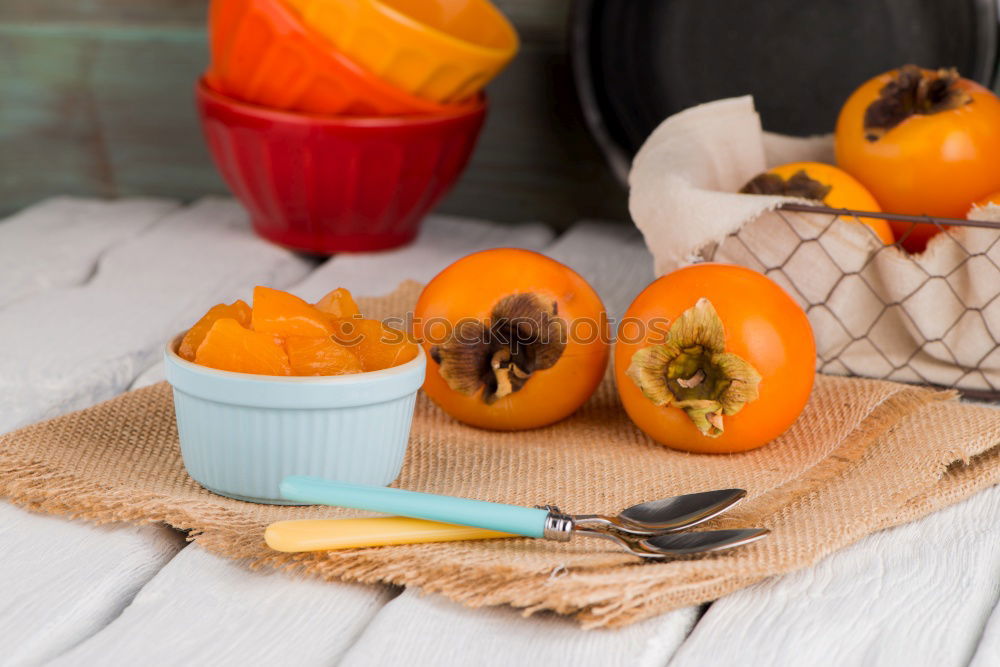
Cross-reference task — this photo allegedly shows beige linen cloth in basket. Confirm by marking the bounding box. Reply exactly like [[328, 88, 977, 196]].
[[629, 96, 1000, 393]]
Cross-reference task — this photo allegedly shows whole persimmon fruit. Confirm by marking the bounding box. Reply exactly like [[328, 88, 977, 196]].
[[741, 161, 893, 244], [973, 190, 1000, 211], [835, 65, 1000, 252], [615, 264, 815, 454], [413, 248, 609, 430]]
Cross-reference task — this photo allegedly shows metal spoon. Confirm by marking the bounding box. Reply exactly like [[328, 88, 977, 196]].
[[585, 527, 770, 559], [280, 477, 766, 559], [265, 517, 767, 558], [572, 488, 747, 536]]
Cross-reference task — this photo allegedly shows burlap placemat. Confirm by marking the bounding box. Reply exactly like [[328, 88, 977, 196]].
[[2, 282, 999, 628]]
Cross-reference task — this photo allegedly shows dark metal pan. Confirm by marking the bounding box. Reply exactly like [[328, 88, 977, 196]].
[[571, 0, 999, 183]]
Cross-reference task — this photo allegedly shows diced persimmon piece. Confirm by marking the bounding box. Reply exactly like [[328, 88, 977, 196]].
[[251, 286, 334, 338], [286, 336, 363, 376], [195, 318, 292, 375], [314, 287, 361, 320], [178, 300, 251, 361], [331, 319, 419, 371]]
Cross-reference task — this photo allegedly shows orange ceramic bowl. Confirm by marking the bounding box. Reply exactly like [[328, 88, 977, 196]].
[[285, 0, 519, 104], [207, 0, 475, 116]]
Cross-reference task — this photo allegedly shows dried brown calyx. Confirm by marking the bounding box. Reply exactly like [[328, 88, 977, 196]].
[[740, 170, 832, 202], [627, 299, 761, 437], [863, 64, 972, 141], [430, 293, 567, 404]]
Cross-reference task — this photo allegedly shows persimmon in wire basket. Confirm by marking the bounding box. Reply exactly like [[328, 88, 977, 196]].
[[835, 65, 1000, 252], [413, 248, 609, 430], [615, 264, 815, 454], [740, 161, 893, 244]]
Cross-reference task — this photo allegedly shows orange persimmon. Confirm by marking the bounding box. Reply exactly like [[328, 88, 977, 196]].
[[195, 318, 292, 375], [178, 300, 251, 361], [331, 319, 418, 372], [973, 190, 1000, 210], [835, 65, 1000, 252], [251, 286, 334, 337], [413, 248, 609, 430], [285, 336, 362, 376], [615, 264, 815, 454], [741, 161, 893, 244], [315, 287, 361, 320]]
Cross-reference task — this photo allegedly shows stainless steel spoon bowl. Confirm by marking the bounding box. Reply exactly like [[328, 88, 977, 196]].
[[639, 528, 769, 557], [582, 526, 770, 559], [572, 488, 747, 536]]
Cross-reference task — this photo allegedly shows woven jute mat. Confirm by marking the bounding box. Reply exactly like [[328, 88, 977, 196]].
[[2, 282, 1000, 628]]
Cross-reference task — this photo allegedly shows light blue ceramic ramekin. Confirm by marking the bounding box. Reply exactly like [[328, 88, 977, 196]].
[[164, 335, 425, 504]]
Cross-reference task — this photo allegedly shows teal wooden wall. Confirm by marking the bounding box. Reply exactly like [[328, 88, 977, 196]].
[[0, 1, 628, 226]]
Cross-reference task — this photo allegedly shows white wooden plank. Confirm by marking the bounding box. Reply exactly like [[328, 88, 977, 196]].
[[0, 502, 184, 667], [0, 197, 311, 662], [8, 202, 998, 666], [129, 360, 167, 390], [290, 214, 555, 300], [338, 589, 699, 667], [971, 591, 1000, 666], [0, 197, 313, 434], [0, 196, 178, 308], [54, 212, 556, 664], [49, 545, 395, 667], [540, 221, 654, 321], [669, 484, 1000, 667]]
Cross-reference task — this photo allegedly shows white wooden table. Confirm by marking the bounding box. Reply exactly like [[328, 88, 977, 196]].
[[2, 197, 1000, 667]]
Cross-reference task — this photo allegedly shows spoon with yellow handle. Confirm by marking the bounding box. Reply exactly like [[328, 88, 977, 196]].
[[267, 477, 766, 558], [266, 517, 514, 552]]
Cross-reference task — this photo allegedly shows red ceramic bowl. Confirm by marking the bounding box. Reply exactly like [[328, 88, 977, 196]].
[[208, 0, 478, 116], [196, 78, 487, 253]]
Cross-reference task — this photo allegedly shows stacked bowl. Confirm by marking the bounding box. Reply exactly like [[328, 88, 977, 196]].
[[198, 0, 518, 253]]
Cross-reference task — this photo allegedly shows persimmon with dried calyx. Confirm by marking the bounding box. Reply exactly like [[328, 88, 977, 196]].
[[615, 264, 815, 454], [740, 161, 893, 244], [413, 248, 609, 430], [835, 65, 1000, 252]]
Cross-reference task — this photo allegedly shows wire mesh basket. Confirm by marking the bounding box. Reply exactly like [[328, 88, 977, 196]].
[[703, 203, 1000, 401]]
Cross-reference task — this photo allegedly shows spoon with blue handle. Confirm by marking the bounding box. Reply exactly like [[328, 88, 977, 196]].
[[278, 476, 767, 558]]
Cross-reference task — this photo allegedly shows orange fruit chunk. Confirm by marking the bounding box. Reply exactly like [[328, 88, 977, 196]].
[[314, 287, 361, 320], [286, 336, 363, 376], [332, 319, 419, 371], [251, 286, 334, 338], [178, 300, 251, 361], [195, 318, 292, 375]]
